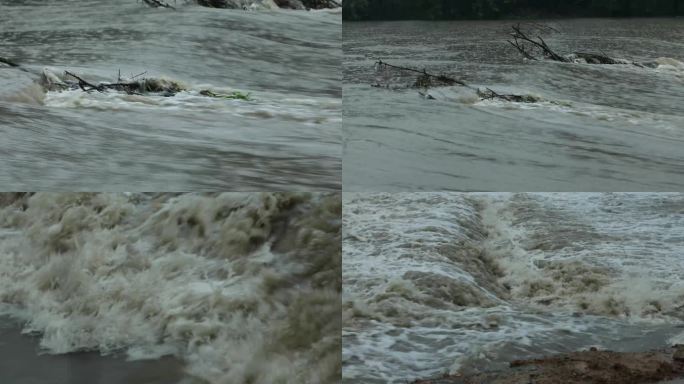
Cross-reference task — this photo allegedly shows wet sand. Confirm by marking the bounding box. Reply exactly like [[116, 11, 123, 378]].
[[0, 316, 191, 384], [411, 347, 684, 384]]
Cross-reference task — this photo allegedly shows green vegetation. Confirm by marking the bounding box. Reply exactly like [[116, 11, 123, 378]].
[[343, 0, 683, 20], [200, 89, 252, 101]]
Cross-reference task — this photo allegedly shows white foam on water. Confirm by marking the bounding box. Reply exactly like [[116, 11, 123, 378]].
[[42, 87, 338, 125], [654, 57, 684, 73], [0, 192, 341, 384], [343, 193, 684, 383], [481, 193, 684, 319]]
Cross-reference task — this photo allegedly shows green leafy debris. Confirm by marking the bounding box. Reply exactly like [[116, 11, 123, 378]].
[[200, 89, 252, 101]]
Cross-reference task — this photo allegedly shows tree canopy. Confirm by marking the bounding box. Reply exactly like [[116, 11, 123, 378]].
[[343, 0, 683, 20]]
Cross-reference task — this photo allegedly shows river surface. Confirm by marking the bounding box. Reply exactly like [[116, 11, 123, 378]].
[[0, 0, 341, 191], [0, 192, 341, 384], [343, 193, 684, 383], [343, 19, 684, 191]]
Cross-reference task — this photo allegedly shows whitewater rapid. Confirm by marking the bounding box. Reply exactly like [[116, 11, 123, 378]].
[[342, 193, 684, 383], [0, 192, 341, 384]]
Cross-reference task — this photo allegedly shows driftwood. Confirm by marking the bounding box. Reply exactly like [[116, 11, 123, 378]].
[[373, 60, 537, 104], [508, 24, 644, 67], [63, 71, 184, 96]]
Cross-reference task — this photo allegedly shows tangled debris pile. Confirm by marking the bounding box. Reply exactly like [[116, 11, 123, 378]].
[[372, 60, 538, 103], [39, 68, 252, 101], [368, 23, 667, 103], [44, 70, 187, 96]]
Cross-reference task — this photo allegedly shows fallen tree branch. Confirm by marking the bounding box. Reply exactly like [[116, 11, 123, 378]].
[[375, 60, 469, 87], [508, 24, 645, 67], [509, 24, 569, 62], [65, 71, 106, 92]]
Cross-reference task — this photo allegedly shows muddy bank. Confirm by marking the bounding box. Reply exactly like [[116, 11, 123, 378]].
[[0, 316, 190, 384], [411, 347, 684, 384]]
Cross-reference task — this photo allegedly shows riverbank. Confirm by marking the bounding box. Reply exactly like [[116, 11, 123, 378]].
[[411, 347, 684, 384]]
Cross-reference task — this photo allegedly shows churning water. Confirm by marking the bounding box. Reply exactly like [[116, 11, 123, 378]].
[[343, 193, 684, 383], [0, 192, 341, 384], [343, 19, 684, 191], [0, 0, 341, 190]]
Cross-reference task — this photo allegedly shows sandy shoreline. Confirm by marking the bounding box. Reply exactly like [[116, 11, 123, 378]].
[[0, 316, 190, 384]]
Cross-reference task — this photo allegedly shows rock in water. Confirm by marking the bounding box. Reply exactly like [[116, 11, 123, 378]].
[[274, 0, 305, 9], [674, 345, 684, 362], [197, 0, 278, 9]]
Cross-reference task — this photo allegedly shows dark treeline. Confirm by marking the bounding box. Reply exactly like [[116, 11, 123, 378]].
[[343, 0, 684, 20]]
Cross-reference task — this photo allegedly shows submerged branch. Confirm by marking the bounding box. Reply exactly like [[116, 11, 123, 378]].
[[0, 56, 20, 67], [64, 71, 106, 92], [373, 60, 536, 104], [375, 60, 468, 87]]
